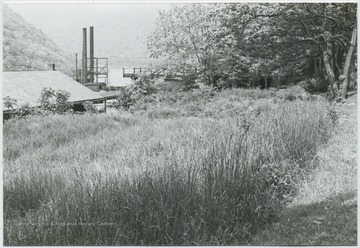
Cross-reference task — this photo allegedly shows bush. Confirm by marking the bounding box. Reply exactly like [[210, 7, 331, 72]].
[[182, 74, 197, 90], [39, 87, 73, 113], [114, 74, 157, 110], [3, 97, 39, 120], [3, 96, 18, 110], [4, 88, 73, 120], [303, 77, 329, 94], [83, 101, 98, 113]]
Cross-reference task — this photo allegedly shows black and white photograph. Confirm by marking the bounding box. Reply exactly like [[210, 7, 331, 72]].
[[2, 1, 357, 245]]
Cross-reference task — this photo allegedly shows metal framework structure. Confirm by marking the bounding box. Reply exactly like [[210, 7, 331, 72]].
[[87, 57, 109, 85], [74, 57, 109, 86], [123, 67, 147, 80]]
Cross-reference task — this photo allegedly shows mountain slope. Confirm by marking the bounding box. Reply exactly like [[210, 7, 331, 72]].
[[3, 5, 73, 75]]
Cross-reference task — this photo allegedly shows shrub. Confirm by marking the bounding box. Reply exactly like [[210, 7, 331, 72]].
[[133, 74, 157, 95], [303, 77, 329, 94], [3, 96, 18, 110], [4, 88, 73, 121], [3, 97, 39, 120], [83, 101, 98, 113], [114, 74, 157, 110], [114, 87, 135, 110], [39, 87, 73, 114], [182, 74, 197, 90]]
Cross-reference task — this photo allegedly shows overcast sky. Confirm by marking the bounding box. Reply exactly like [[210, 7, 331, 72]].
[[6, 3, 172, 55]]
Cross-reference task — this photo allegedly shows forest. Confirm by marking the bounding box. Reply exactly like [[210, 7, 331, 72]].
[[147, 3, 357, 99]]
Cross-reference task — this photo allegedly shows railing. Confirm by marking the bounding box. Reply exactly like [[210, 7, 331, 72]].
[[122, 67, 148, 78], [87, 58, 109, 75]]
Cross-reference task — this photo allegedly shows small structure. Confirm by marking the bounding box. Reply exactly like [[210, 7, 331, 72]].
[[123, 67, 147, 80], [3, 70, 105, 110], [122, 67, 181, 81]]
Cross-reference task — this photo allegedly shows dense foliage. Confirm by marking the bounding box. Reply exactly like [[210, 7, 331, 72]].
[[3, 5, 73, 74], [113, 74, 158, 111], [3, 88, 73, 119], [148, 3, 357, 98]]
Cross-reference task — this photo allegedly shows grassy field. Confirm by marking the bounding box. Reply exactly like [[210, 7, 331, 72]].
[[251, 92, 357, 245], [3, 88, 347, 245]]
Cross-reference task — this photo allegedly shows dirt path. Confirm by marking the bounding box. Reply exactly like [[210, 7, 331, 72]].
[[251, 92, 357, 245], [336, 91, 357, 126]]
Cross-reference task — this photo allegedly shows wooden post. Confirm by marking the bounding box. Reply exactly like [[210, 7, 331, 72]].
[[103, 100, 107, 113]]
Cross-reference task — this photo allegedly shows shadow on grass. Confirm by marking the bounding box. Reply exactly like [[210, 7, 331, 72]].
[[251, 191, 357, 246]]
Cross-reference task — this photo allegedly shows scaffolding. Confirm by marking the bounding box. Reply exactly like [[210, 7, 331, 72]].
[[74, 57, 108, 86], [87, 57, 109, 86]]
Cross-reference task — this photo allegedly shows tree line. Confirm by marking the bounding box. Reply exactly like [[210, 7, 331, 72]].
[[147, 3, 357, 99]]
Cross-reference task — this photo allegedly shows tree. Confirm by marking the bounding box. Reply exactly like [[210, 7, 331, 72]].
[[148, 4, 220, 86], [148, 3, 357, 95], [214, 3, 356, 96], [342, 25, 357, 98]]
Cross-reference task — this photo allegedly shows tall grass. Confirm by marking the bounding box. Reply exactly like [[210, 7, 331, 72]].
[[3, 98, 334, 245]]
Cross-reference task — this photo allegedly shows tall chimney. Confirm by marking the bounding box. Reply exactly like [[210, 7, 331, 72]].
[[90, 26, 94, 84], [75, 53, 78, 81], [81, 28, 87, 84]]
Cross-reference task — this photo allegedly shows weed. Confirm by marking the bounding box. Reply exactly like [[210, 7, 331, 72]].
[[3, 97, 334, 245]]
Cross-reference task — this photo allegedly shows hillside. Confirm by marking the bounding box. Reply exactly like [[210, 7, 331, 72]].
[[8, 4, 171, 68], [3, 5, 73, 75]]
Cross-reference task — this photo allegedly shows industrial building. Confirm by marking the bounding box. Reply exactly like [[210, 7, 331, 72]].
[[3, 70, 105, 111]]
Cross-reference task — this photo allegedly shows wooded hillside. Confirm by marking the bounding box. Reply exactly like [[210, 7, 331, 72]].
[[3, 5, 73, 75]]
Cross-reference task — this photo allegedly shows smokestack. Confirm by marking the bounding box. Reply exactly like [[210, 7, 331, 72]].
[[90, 26, 94, 84], [75, 53, 78, 81], [81, 28, 87, 84]]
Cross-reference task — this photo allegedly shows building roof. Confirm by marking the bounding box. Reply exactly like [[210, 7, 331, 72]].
[[99, 90, 123, 98], [3, 70, 104, 109]]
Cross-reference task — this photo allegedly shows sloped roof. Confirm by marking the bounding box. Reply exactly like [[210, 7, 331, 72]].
[[3, 70, 104, 109], [99, 91, 122, 98]]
